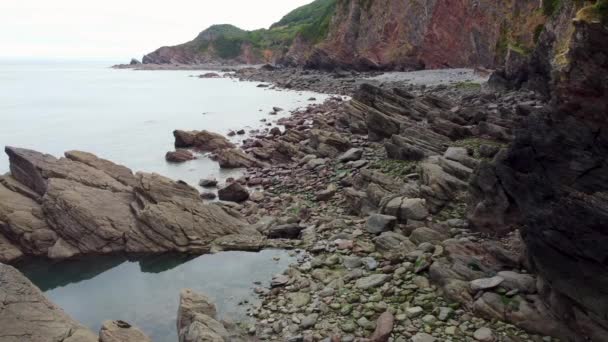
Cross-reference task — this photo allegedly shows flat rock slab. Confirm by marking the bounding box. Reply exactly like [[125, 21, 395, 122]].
[[470, 276, 504, 291]]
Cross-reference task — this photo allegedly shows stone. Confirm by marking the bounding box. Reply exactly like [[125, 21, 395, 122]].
[[356, 317, 375, 330], [177, 289, 218, 333], [218, 182, 249, 202], [271, 274, 289, 287], [405, 306, 424, 318], [411, 333, 436, 342], [200, 192, 216, 200], [0, 263, 98, 341], [409, 227, 447, 245], [470, 276, 504, 291], [356, 274, 391, 289], [438, 307, 454, 321], [199, 178, 218, 187], [400, 198, 429, 220], [373, 232, 416, 254], [267, 223, 303, 239], [343, 256, 363, 269], [497, 271, 536, 294], [216, 148, 264, 168], [288, 292, 311, 307], [165, 149, 195, 163], [338, 148, 363, 162], [301, 314, 318, 329], [173, 130, 235, 151], [99, 320, 152, 342], [316, 184, 337, 201], [366, 214, 397, 234], [370, 312, 394, 342], [473, 327, 494, 341]]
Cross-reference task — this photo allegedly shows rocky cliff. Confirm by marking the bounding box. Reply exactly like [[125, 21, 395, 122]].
[[142, 0, 547, 70], [469, 1, 608, 339]]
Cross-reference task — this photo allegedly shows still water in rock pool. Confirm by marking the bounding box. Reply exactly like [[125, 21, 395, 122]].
[[0, 59, 329, 188], [18, 250, 296, 341]]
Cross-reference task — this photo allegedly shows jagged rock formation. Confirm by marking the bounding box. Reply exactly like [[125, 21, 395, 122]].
[[469, 2, 608, 339], [0, 262, 99, 342], [0, 147, 257, 263], [142, 0, 547, 70]]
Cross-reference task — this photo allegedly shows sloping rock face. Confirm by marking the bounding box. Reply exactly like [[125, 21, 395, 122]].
[[308, 0, 544, 70], [0, 147, 255, 263], [469, 7, 608, 339], [0, 263, 99, 342]]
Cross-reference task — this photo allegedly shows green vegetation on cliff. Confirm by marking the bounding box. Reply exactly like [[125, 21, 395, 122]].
[[191, 0, 337, 59]]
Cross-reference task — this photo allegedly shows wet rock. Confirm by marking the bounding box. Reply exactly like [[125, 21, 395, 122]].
[[200, 192, 217, 200], [199, 72, 221, 78], [366, 214, 397, 234], [173, 130, 235, 151], [199, 178, 218, 187], [271, 274, 289, 287], [0, 263, 98, 341], [99, 320, 152, 342], [218, 182, 249, 203], [166, 149, 195, 163]]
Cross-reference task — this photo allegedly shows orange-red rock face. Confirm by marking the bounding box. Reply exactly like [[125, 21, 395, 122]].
[[304, 0, 544, 70]]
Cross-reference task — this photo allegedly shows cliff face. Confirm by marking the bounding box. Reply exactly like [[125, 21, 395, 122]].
[[143, 0, 546, 70], [469, 1, 608, 339]]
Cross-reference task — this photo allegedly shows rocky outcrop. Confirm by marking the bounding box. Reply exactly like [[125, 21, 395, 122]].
[[0, 147, 258, 263], [469, 5, 608, 339], [142, 0, 547, 71], [0, 262, 99, 342], [177, 289, 230, 342], [99, 320, 152, 342]]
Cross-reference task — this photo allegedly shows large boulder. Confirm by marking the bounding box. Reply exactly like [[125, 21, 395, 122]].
[[173, 130, 235, 151], [218, 182, 249, 203], [177, 289, 229, 342], [0, 263, 98, 342], [0, 147, 256, 261]]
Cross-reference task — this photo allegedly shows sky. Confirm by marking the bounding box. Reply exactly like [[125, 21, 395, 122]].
[[0, 0, 315, 61]]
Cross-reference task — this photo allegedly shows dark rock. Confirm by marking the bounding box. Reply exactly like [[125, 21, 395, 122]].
[[199, 178, 218, 187], [267, 224, 303, 239], [366, 214, 397, 234], [218, 182, 249, 203], [165, 150, 195, 163], [173, 130, 235, 151]]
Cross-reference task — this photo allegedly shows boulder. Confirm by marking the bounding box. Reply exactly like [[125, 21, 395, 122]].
[[0, 263, 98, 341], [166, 150, 196, 163], [199, 178, 218, 187], [218, 182, 249, 203], [177, 289, 218, 333], [409, 227, 448, 245], [267, 224, 303, 239], [173, 130, 235, 151], [177, 289, 228, 342], [309, 129, 351, 158]]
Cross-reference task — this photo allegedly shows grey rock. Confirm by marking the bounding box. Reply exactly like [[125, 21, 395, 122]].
[[366, 214, 397, 234], [338, 148, 363, 162], [470, 276, 504, 291], [355, 274, 391, 289]]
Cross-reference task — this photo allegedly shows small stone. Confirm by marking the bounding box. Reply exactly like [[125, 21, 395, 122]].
[[405, 306, 424, 318], [356, 317, 375, 330], [370, 312, 394, 342], [411, 333, 436, 342], [445, 326, 457, 335], [421, 314, 436, 324], [341, 321, 356, 333], [338, 148, 363, 162], [438, 307, 454, 321], [366, 214, 397, 234], [271, 274, 289, 287], [473, 327, 494, 341], [301, 314, 318, 329], [199, 178, 218, 187]]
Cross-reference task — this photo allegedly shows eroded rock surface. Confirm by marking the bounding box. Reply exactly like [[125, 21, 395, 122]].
[[0, 147, 256, 262]]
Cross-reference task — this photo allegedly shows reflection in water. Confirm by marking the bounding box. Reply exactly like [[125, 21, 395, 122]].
[[18, 250, 294, 341]]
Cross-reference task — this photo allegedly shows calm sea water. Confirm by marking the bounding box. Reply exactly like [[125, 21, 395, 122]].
[[0, 59, 328, 187], [1, 60, 317, 340], [18, 250, 295, 341]]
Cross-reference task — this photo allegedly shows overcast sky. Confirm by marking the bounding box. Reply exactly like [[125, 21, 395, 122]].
[[0, 0, 314, 61]]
